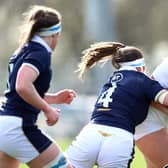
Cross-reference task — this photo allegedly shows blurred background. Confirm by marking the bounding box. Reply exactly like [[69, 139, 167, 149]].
[[1, 0, 168, 139]]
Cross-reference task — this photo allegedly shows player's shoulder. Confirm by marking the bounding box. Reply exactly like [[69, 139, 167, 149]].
[[26, 42, 50, 59], [28, 41, 49, 54]]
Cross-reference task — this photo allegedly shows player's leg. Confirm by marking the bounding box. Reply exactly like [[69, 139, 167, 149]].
[[145, 157, 157, 168], [0, 151, 20, 168], [27, 142, 73, 168], [136, 128, 168, 168]]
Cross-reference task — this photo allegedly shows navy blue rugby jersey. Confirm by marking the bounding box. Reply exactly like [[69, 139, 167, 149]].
[[0, 41, 52, 124], [91, 70, 164, 133]]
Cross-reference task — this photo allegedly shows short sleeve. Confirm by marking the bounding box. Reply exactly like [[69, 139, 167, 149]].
[[23, 51, 50, 73], [143, 76, 164, 101]]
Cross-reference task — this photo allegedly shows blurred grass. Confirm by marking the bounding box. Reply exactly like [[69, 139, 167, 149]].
[[19, 139, 146, 168]]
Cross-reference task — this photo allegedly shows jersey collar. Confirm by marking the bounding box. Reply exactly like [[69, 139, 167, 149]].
[[31, 35, 52, 53], [119, 65, 137, 71]]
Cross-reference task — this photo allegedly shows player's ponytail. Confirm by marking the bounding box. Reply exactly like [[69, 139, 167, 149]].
[[77, 42, 144, 79], [16, 5, 61, 55], [77, 42, 125, 79]]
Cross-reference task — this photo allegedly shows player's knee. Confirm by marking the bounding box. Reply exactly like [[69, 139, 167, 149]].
[[44, 152, 70, 168]]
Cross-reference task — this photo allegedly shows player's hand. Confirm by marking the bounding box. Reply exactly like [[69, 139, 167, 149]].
[[55, 89, 77, 104], [44, 106, 60, 126]]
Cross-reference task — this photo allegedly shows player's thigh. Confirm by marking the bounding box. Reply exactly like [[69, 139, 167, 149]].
[[136, 128, 168, 168], [27, 142, 61, 168], [145, 157, 157, 168], [0, 151, 19, 168]]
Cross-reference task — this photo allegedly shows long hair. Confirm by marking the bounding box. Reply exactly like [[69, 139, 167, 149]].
[[17, 5, 61, 54], [77, 42, 144, 79]]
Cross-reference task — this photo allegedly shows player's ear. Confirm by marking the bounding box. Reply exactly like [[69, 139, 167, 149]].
[[51, 34, 56, 38], [136, 66, 145, 73]]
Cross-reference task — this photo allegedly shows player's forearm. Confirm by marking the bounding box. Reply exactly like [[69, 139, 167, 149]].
[[44, 93, 58, 104], [16, 82, 50, 113], [151, 102, 168, 115], [44, 92, 65, 104], [44, 89, 77, 105]]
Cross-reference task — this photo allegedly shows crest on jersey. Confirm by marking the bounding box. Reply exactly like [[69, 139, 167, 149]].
[[111, 73, 123, 83]]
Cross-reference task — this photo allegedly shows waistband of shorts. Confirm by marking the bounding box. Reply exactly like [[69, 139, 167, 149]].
[[88, 122, 134, 138]]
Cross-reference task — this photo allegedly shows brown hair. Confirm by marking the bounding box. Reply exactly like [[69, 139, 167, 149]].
[[18, 5, 61, 52], [77, 42, 144, 78]]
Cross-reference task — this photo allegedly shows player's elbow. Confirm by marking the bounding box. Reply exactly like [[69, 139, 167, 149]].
[[155, 89, 168, 106]]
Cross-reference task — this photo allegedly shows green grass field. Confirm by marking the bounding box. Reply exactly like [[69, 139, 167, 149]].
[[19, 139, 146, 168]]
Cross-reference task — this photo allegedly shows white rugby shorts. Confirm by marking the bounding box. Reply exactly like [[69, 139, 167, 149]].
[[66, 123, 134, 168], [0, 115, 53, 163]]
